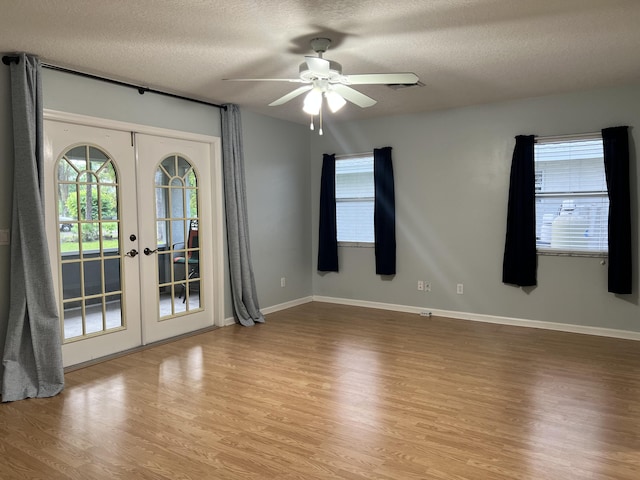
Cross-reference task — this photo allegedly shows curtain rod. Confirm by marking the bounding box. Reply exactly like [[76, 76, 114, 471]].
[[2, 55, 226, 110]]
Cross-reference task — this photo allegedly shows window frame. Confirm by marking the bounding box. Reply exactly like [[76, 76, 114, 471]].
[[534, 133, 609, 258]]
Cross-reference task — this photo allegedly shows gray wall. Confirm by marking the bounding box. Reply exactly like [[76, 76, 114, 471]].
[[311, 84, 640, 332], [42, 70, 220, 136], [241, 110, 312, 307]]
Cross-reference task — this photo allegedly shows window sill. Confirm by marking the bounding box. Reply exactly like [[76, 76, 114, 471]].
[[537, 249, 607, 258], [338, 242, 374, 248]]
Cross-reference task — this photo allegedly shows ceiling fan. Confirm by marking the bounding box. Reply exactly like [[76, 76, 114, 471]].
[[225, 37, 419, 134]]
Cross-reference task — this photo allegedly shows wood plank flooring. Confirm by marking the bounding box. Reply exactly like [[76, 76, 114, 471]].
[[1, 302, 639, 479]]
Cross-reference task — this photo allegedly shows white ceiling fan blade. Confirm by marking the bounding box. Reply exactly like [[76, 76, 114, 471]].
[[341, 73, 419, 85], [269, 85, 313, 106], [305, 56, 330, 76], [332, 84, 377, 108], [224, 78, 304, 82]]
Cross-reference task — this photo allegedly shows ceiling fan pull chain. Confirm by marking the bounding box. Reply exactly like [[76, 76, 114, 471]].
[[319, 104, 323, 136], [309, 115, 314, 131]]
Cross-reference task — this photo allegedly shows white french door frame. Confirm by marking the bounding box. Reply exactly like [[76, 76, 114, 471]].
[[44, 109, 226, 337]]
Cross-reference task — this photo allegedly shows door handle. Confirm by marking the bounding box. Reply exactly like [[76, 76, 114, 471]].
[[143, 247, 158, 256], [125, 249, 138, 258]]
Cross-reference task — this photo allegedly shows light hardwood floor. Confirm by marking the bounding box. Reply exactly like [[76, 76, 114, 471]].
[[1, 302, 639, 479]]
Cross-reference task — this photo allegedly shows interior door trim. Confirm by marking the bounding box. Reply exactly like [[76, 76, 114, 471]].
[[44, 109, 225, 328]]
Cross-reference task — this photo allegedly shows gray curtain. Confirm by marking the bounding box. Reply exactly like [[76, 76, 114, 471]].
[[2, 53, 64, 402], [221, 104, 264, 326]]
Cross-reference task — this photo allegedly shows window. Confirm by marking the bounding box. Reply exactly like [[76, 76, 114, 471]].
[[534, 135, 608, 255], [335, 154, 374, 244]]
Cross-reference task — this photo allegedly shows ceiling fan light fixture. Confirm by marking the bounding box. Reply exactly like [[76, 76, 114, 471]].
[[325, 90, 346, 113], [303, 88, 322, 115]]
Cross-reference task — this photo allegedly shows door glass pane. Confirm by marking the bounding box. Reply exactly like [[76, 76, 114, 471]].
[[104, 257, 121, 293], [85, 299, 105, 335], [156, 155, 202, 320], [160, 156, 176, 177], [65, 146, 87, 169], [58, 188, 79, 252], [102, 222, 119, 252], [77, 176, 98, 222], [156, 219, 167, 248], [171, 220, 187, 250], [97, 160, 117, 184], [184, 278, 201, 310], [83, 260, 102, 296], [61, 262, 81, 300], [98, 185, 117, 220], [58, 177, 78, 221], [57, 144, 124, 341], [80, 222, 100, 256], [58, 159, 78, 182], [173, 257, 186, 283], [185, 170, 197, 188], [185, 189, 198, 218], [62, 300, 85, 339], [89, 146, 108, 169], [58, 178, 77, 236], [171, 187, 184, 218], [105, 294, 123, 330], [177, 156, 190, 176]]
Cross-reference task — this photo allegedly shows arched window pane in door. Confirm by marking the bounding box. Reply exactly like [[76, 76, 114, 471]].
[[56, 145, 124, 341], [155, 155, 201, 318]]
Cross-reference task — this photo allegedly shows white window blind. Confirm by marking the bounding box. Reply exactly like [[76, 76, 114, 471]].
[[534, 135, 608, 254], [336, 155, 374, 243]]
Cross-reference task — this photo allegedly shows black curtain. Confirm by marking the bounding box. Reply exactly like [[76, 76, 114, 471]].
[[318, 154, 338, 272], [602, 126, 632, 294], [374, 147, 396, 275], [502, 135, 537, 286]]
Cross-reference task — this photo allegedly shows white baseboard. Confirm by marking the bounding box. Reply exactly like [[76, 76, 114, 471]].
[[222, 296, 314, 327], [262, 296, 313, 315], [312, 296, 640, 341]]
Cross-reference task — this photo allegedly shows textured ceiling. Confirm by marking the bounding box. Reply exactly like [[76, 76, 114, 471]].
[[2, 0, 640, 125]]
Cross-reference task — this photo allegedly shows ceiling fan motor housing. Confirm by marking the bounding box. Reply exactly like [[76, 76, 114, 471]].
[[299, 60, 343, 82]]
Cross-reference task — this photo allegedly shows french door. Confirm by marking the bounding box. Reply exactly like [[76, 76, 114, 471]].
[[135, 133, 214, 344], [44, 115, 222, 367]]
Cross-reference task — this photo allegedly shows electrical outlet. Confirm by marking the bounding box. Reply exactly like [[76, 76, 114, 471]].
[[425, 282, 431, 292], [280, 277, 286, 288], [457, 283, 464, 294], [417, 280, 424, 291]]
